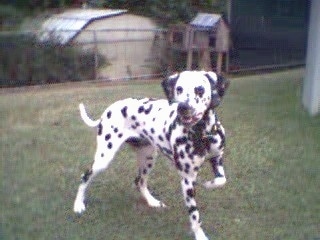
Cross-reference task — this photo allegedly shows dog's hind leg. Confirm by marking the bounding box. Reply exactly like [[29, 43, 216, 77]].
[[129, 140, 166, 208], [73, 134, 124, 214]]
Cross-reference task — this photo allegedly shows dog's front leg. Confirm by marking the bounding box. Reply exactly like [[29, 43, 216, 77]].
[[203, 154, 226, 189], [181, 177, 209, 240]]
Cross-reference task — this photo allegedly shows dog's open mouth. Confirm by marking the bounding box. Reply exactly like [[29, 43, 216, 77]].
[[179, 112, 202, 126], [177, 103, 202, 126], [180, 114, 193, 124]]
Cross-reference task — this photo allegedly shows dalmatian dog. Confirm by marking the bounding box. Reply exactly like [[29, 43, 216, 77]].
[[73, 71, 229, 240]]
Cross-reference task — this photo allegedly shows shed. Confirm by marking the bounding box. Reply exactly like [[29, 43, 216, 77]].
[[190, 13, 230, 53], [39, 9, 163, 80], [168, 13, 230, 73]]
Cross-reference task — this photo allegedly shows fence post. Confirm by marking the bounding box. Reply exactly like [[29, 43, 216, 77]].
[[93, 30, 98, 81], [303, 0, 320, 116]]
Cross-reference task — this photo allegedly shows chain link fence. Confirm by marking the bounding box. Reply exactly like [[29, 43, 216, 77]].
[[0, 28, 167, 87], [0, 26, 307, 87]]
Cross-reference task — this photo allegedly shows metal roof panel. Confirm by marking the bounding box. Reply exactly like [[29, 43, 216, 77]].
[[38, 9, 127, 44], [190, 13, 222, 30]]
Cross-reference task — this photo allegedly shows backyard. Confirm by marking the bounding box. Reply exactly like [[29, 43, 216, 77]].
[[1, 68, 319, 239]]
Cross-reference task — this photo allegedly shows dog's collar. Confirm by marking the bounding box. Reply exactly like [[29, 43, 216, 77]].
[[188, 122, 222, 140], [202, 123, 222, 139]]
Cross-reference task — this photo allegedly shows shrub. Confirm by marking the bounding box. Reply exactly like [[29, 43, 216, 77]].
[[0, 4, 24, 30], [0, 32, 107, 87]]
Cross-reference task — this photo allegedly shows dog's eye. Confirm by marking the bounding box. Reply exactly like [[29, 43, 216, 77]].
[[194, 86, 205, 97], [176, 86, 183, 95]]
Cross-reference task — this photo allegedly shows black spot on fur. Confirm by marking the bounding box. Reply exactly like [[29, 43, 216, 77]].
[[176, 161, 183, 171], [107, 142, 113, 149], [179, 150, 185, 159], [131, 115, 136, 121], [176, 136, 188, 145], [107, 111, 112, 119], [142, 129, 148, 136], [210, 137, 218, 144], [121, 106, 128, 118], [126, 137, 150, 147], [150, 128, 155, 134], [159, 146, 173, 157], [118, 133, 123, 138], [185, 163, 190, 170], [184, 178, 189, 185], [134, 176, 141, 187], [114, 128, 118, 133], [105, 134, 111, 141], [144, 104, 153, 114], [188, 205, 198, 214], [185, 144, 191, 154], [187, 188, 195, 198], [194, 86, 205, 98], [158, 135, 164, 141], [217, 129, 225, 149], [166, 120, 177, 141], [97, 123, 103, 135], [81, 169, 92, 183], [138, 106, 144, 113], [174, 148, 183, 171], [169, 110, 175, 118], [176, 86, 183, 95]]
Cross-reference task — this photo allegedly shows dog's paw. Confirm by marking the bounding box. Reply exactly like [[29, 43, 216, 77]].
[[203, 177, 226, 189], [73, 200, 86, 214], [194, 228, 209, 240], [148, 199, 167, 208]]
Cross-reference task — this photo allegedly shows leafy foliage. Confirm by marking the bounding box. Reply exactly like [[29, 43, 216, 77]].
[[0, 4, 24, 30], [0, 33, 106, 87], [103, 0, 226, 26]]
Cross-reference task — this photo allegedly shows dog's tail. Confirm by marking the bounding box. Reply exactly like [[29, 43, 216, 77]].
[[79, 103, 100, 127]]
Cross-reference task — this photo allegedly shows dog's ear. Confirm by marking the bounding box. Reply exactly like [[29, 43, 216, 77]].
[[161, 73, 179, 104], [205, 72, 230, 108], [216, 74, 230, 98]]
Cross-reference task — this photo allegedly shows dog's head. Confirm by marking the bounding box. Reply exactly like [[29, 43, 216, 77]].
[[162, 71, 229, 126]]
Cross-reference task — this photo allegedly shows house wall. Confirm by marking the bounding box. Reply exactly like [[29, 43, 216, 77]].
[[74, 14, 162, 80]]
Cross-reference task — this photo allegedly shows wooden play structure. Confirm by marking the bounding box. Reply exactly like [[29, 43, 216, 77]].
[[168, 13, 230, 73]]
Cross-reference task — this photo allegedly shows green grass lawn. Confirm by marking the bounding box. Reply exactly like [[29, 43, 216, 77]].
[[1, 69, 319, 240]]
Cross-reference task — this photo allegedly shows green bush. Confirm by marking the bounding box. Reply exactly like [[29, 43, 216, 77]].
[[0, 33, 106, 87], [0, 4, 24, 30]]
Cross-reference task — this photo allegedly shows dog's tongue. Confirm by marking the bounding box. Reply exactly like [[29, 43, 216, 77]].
[[181, 115, 193, 123]]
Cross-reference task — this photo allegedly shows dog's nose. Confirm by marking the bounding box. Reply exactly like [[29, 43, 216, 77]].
[[177, 102, 193, 116]]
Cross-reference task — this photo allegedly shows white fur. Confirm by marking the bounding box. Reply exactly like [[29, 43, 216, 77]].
[[73, 71, 228, 240]]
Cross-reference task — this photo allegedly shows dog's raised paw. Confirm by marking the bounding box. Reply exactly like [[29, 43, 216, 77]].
[[73, 200, 86, 214], [148, 200, 167, 208], [194, 228, 209, 240], [203, 177, 226, 189]]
